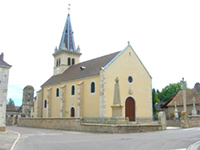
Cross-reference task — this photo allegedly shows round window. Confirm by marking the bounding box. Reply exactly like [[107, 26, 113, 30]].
[[128, 76, 133, 83]]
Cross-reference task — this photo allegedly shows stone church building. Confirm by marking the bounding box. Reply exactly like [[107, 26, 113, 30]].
[[31, 10, 153, 121]]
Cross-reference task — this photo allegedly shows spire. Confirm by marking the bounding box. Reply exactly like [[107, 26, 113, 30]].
[[59, 4, 76, 52]]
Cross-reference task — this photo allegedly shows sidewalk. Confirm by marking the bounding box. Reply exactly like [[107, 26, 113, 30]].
[[0, 130, 19, 150]]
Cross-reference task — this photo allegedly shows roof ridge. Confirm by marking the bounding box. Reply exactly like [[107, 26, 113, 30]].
[[67, 51, 121, 68]]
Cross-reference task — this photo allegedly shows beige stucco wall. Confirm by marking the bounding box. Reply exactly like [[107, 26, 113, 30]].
[[42, 76, 100, 118], [53, 51, 80, 75], [103, 46, 152, 118]]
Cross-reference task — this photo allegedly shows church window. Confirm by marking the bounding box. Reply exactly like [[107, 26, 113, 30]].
[[72, 58, 75, 65], [91, 82, 95, 93], [44, 100, 47, 108], [56, 88, 59, 97], [56, 59, 58, 67], [128, 76, 133, 83], [68, 57, 71, 66], [58, 58, 61, 66], [71, 85, 75, 95]]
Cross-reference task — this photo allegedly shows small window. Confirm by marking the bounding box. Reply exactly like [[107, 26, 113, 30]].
[[91, 82, 95, 93], [128, 76, 133, 83], [44, 100, 47, 108], [72, 58, 75, 65], [71, 85, 75, 95], [58, 58, 61, 66], [56, 88, 59, 97], [68, 57, 71, 66]]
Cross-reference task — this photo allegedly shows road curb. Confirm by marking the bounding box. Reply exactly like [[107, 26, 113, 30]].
[[187, 140, 200, 150], [7, 130, 20, 150]]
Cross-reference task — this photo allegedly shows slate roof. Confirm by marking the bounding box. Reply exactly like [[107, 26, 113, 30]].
[[42, 51, 120, 87], [167, 89, 200, 107], [59, 14, 76, 51], [0, 58, 11, 67]]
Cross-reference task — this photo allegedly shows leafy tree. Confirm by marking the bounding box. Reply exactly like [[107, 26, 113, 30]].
[[152, 88, 160, 114], [8, 98, 15, 106], [157, 82, 182, 102]]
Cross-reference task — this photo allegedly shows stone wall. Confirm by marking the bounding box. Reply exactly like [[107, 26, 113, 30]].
[[188, 115, 200, 127], [6, 117, 17, 125], [18, 118, 163, 133]]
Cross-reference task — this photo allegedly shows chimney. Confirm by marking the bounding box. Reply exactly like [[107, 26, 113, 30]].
[[194, 82, 200, 94], [0, 53, 4, 60]]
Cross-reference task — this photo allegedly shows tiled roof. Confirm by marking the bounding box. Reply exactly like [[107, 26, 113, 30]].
[[42, 51, 120, 87], [167, 89, 200, 106]]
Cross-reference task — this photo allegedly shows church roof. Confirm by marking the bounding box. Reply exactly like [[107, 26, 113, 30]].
[[58, 13, 76, 51], [42, 51, 120, 87]]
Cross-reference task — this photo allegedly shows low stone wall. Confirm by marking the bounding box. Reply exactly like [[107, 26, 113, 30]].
[[167, 120, 181, 127], [6, 117, 16, 125], [18, 118, 163, 133], [188, 115, 200, 128]]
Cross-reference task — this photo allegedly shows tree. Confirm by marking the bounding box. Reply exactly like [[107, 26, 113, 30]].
[[152, 88, 160, 114], [8, 98, 15, 106], [157, 82, 182, 102]]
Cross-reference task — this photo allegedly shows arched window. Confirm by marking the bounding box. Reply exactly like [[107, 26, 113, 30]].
[[58, 58, 61, 66], [91, 82, 95, 93], [68, 57, 71, 66], [56, 88, 59, 97], [71, 85, 75, 95], [72, 58, 75, 65], [56, 59, 58, 67], [44, 100, 47, 108]]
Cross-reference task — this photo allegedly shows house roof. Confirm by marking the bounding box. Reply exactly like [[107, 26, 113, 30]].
[[0, 53, 11, 67], [160, 93, 177, 108], [167, 89, 200, 107], [42, 51, 120, 87]]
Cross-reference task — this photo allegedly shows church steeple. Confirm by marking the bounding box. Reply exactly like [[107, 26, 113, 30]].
[[59, 12, 76, 51], [53, 6, 81, 75]]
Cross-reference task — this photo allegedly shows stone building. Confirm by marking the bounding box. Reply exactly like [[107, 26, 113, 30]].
[[0, 53, 11, 131], [161, 82, 200, 118], [21, 85, 34, 116], [31, 9, 153, 121]]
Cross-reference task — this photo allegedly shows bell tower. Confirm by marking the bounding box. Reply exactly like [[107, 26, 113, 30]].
[[53, 6, 81, 75]]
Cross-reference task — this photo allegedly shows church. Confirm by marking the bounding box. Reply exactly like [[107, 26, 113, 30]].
[[31, 10, 153, 121]]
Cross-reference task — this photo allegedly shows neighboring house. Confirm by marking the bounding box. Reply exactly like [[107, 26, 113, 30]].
[[161, 83, 200, 118], [0, 53, 12, 131], [31, 10, 153, 122]]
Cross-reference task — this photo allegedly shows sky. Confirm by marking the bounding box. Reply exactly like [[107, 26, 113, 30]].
[[1, 0, 200, 106]]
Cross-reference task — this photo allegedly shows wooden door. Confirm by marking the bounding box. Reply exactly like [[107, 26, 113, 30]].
[[125, 97, 135, 121], [71, 107, 75, 117]]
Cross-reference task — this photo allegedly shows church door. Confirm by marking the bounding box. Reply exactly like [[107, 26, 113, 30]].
[[125, 97, 135, 121], [71, 107, 75, 117]]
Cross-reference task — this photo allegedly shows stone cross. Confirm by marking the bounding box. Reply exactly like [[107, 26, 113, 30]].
[[174, 101, 179, 119], [192, 97, 197, 115], [181, 77, 186, 90]]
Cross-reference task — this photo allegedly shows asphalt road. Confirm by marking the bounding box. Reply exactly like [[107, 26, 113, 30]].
[[7, 126, 200, 150]]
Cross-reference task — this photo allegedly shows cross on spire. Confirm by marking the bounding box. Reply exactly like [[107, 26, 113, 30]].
[[68, 4, 71, 14]]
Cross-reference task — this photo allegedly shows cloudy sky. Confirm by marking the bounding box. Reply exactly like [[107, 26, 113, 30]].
[[1, 0, 200, 106]]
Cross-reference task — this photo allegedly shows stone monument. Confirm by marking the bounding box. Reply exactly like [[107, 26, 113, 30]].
[[0, 53, 11, 131], [111, 77, 123, 117], [192, 97, 197, 115], [174, 101, 179, 119]]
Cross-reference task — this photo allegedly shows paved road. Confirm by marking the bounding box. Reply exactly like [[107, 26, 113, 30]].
[[7, 126, 200, 150]]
